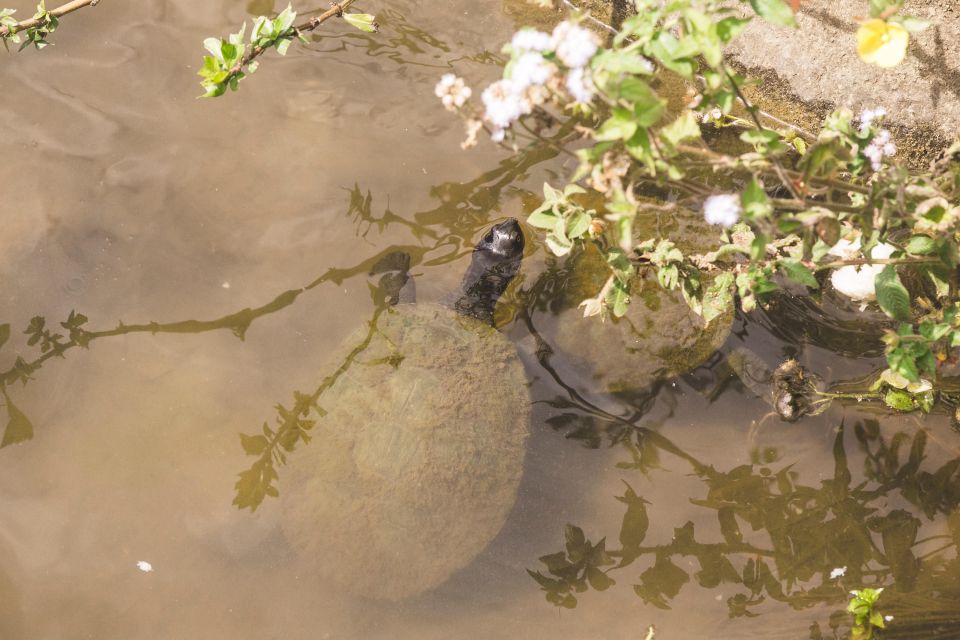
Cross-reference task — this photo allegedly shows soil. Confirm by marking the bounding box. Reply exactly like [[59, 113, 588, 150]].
[[726, 0, 960, 162]]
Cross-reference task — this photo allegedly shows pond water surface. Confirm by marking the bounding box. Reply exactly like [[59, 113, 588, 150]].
[[1, 1, 959, 639]]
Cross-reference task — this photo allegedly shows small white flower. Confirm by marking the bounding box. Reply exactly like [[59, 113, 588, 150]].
[[829, 566, 847, 579], [861, 129, 896, 171], [702, 108, 723, 124], [511, 52, 556, 90], [434, 73, 472, 112], [136, 561, 153, 573], [565, 66, 595, 104], [551, 21, 598, 68], [884, 615, 894, 622], [858, 106, 887, 134], [703, 194, 741, 228], [482, 79, 525, 128], [511, 28, 552, 53], [489, 126, 506, 143]]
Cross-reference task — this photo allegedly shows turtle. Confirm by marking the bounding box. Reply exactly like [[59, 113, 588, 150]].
[[280, 219, 530, 601]]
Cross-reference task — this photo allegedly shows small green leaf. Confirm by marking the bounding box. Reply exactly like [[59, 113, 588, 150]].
[[660, 111, 701, 147], [749, 0, 797, 27], [596, 107, 637, 142], [905, 235, 936, 255], [606, 279, 630, 317], [741, 178, 771, 220], [715, 16, 751, 42], [779, 259, 818, 289], [875, 265, 912, 322], [527, 207, 559, 230], [343, 12, 378, 33], [702, 273, 734, 323]]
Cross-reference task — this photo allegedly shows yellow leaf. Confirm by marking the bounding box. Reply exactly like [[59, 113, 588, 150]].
[[856, 19, 909, 68]]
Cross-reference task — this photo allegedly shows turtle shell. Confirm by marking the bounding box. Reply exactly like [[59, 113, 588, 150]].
[[281, 303, 529, 601], [536, 204, 733, 395]]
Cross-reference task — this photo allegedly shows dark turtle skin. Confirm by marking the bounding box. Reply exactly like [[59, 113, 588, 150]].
[[454, 218, 525, 325]]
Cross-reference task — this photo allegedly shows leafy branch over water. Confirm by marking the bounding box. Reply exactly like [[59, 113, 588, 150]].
[[0, 0, 99, 50], [197, 1, 378, 97]]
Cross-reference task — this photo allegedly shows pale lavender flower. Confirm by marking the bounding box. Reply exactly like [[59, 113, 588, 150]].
[[858, 106, 887, 135], [551, 21, 598, 68], [703, 194, 741, 228], [862, 128, 896, 171]]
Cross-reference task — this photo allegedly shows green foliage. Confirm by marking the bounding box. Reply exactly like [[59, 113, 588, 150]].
[[197, 2, 377, 98], [198, 5, 302, 98], [847, 588, 887, 640], [0, 1, 60, 51], [458, 0, 960, 416]]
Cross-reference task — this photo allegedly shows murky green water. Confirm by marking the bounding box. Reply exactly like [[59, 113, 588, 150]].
[[1, 1, 959, 638]]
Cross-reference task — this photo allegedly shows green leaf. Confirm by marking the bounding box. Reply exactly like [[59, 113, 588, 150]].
[[607, 279, 630, 317], [566, 210, 591, 239], [702, 273, 734, 324], [596, 107, 638, 142], [546, 232, 574, 257], [1, 390, 34, 448], [875, 265, 912, 322], [905, 235, 936, 255], [660, 111, 701, 147], [716, 16, 752, 42], [527, 207, 558, 230], [887, 347, 920, 383], [343, 13, 378, 33], [779, 259, 819, 289], [741, 178, 771, 220], [749, 0, 797, 27]]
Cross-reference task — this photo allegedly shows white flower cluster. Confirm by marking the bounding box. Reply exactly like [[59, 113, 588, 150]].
[[434, 73, 472, 112], [828, 234, 897, 304], [550, 21, 598, 68], [703, 194, 741, 228], [863, 128, 897, 171], [465, 21, 599, 143]]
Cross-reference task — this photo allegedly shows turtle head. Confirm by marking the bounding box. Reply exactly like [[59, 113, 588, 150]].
[[478, 218, 524, 260], [455, 218, 525, 325]]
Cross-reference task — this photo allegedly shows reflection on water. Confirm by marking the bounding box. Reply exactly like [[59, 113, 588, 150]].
[[1, 0, 959, 638]]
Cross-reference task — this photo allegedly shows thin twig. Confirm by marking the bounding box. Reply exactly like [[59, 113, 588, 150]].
[[0, 0, 99, 38]]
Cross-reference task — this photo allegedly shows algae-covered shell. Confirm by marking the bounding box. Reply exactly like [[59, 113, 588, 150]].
[[536, 207, 733, 395], [281, 303, 529, 601]]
